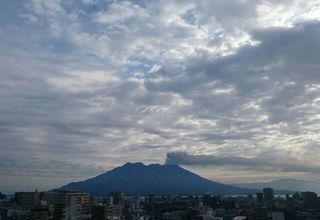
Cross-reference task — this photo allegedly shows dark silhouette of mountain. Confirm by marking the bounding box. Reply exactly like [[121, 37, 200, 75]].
[[234, 178, 320, 193], [61, 162, 255, 195]]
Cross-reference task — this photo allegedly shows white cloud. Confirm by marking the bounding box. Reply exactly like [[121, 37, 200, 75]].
[[93, 1, 148, 24], [0, 0, 320, 190], [47, 70, 118, 93]]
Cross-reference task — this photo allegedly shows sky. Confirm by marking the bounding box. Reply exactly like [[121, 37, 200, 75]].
[[1, 0, 320, 193]]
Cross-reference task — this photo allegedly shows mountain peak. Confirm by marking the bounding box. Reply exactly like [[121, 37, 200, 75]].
[[121, 162, 180, 169], [122, 162, 146, 167], [61, 162, 253, 195]]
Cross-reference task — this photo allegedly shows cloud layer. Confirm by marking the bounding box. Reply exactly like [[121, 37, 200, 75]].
[[166, 151, 320, 173], [1, 0, 320, 191]]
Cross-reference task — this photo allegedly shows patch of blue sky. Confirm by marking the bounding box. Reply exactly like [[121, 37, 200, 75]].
[[121, 58, 158, 78], [0, 0, 25, 26], [181, 9, 198, 26], [39, 38, 77, 56]]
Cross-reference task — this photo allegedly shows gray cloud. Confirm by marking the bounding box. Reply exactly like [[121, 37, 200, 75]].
[[0, 155, 104, 177], [166, 151, 320, 173], [1, 0, 320, 190]]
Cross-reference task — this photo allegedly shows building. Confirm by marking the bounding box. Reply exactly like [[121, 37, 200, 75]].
[[40, 191, 56, 217], [53, 190, 90, 220], [31, 208, 49, 220], [302, 191, 318, 209], [15, 192, 36, 210], [103, 192, 125, 219], [106, 203, 123, 220], [92, 206, 107, 220], [108, 192, 124, 206], [40, 192, 56, 206], [0, 192, 5, 200], [263, 188, 274, 202], [271, 211, 285, 220], [233, 217, 246, 220], [256, 193, 263, 203]]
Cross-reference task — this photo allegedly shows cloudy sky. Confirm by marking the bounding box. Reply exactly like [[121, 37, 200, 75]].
[[1, 0, 320, 192]]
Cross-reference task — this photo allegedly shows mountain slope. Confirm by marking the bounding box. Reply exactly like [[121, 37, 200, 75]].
[[234, 179, 320, 193], [61, 162, 255, 195]]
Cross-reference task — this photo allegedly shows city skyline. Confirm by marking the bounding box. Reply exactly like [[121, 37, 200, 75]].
[[1, 0, 320, 192]]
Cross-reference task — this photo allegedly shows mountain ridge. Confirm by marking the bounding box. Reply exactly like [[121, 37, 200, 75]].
[[234, 178, 320, 193], [61, 162, 256, 195]]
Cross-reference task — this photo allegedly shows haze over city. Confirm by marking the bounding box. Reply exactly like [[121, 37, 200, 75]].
[[1, 0, 320, 193]]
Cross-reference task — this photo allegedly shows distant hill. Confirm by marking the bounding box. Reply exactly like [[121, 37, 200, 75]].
[[61, 162, 256, 195], [234, 179, 320, 193]]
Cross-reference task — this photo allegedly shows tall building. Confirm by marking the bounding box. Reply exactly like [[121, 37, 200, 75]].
[[40, 192, 56, 206], [40, 191, 56, 217], [15, 192, 36, 210], [31, 208, 49, 220], [302, 191, 318, 209], [108, 192, 124, 206], [103, 192, 125, 219], [53, 190, 90, 220], [0, 192, 5, 200], [271, 211, 285, 220], [92, 206, 107, 220], [263, 188, 274, 202], [65, 196, 83, 220], [256, 193, 263, 203]]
